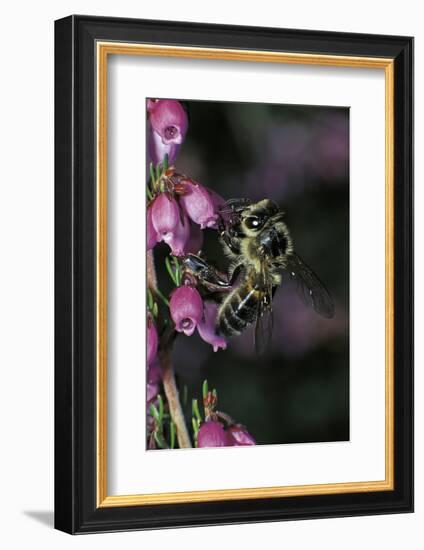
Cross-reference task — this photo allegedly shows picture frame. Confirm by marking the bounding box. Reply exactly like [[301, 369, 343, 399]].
[[54, 15, 413, 534]]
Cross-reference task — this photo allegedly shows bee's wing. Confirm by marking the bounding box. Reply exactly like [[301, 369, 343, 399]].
[[254, 262, 274, 355], [284, 252, 335, 318], [254, 302, 274, 355]]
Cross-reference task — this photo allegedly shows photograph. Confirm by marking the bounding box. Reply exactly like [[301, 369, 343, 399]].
[[52, 15, 413, 533], [146, 98, 350, 450]]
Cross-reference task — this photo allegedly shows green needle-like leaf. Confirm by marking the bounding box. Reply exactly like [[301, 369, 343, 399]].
[[154, 432, 168, 449], [192, 417, 199, 446], [150, 403, 160, 423], [165, 256, 178, 286], [149, 162, 156, 186], [147, 288, 154, 311], [158, 394, 164, 421], [202, 380, 209, 400], [172, 257, 182, 286], [155, 287, 170, 307], [192, 398, 202, 424], [152, 302, 159, 317]]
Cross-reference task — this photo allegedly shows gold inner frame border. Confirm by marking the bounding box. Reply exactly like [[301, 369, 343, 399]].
[[96, 42, 395, 508]]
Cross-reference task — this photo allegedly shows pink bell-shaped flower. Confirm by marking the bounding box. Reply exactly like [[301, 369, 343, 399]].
[[150, 193, 190, 256], [169, 285, 203, 336], [147, 99, 188, 165], [147, 204, 158, 250], [179, 180, 221, 229], [197, 420, 230, 448]]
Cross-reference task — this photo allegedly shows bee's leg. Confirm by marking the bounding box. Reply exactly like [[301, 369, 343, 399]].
[[228, 262, 244, 285], [182, 254, 231, 292], [201, 271, 232, 293], [218, 218, 241, 255], [204, 261, 233, 292]]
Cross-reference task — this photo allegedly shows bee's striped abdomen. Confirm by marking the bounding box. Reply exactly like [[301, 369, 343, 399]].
[[218, 278, 260, 337]]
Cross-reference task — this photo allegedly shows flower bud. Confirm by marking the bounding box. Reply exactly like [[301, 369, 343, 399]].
[[147, 99, 188, 165], [197, 420, 230, 448], [227, 425, 256, 446], [197, 301, 227, 352], [147, 313, 158, 366], [179, 181, 220, 229], [170, 285, 203, 336], [147, 204, 158, 250]]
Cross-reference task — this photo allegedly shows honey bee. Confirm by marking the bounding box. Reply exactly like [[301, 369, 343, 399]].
[[182, 198, 334, 353]]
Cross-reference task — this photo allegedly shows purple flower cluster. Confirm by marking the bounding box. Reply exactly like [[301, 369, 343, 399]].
[[197, 421, 256, 448], [170, 286, 226, 352], [193, 384, 256, 448], [147, 180, 224, 257], [145, 100, 251, 450], [147, 99, 225, 258], [147, 99, 227, 354]]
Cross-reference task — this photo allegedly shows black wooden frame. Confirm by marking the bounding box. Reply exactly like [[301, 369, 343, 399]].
[[54, 15, 414, 534]]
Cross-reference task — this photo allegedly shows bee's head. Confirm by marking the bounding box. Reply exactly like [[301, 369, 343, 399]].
[[239, 199, 281, 236], [237, 199, 291, 258]]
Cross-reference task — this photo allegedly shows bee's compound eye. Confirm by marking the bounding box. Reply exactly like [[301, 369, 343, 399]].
[[245, 216, 263, 230]]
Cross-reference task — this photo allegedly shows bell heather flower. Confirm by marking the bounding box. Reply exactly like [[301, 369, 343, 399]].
[[147, 204, 158, 250], [197, 301, 227, 352], [179, 180, 221, 229], [206, 186, 226, 213], [170, 285, 203, 336], [197, 420, 230, 448], [227, 425, 256, 446], [147, 99, 188, 165], [147, 313, 159, 366], [151, 192, 179, 237], [151, 193, 190, 256]]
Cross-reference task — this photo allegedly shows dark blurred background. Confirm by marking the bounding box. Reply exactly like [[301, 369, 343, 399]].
[[154, 99, 349, 445]]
